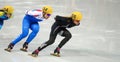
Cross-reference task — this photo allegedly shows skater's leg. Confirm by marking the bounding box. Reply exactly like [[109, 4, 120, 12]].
[[36, 22, 61, 51], [37, 34, 57, 51], [26, 23, 39, 43], [31, 22, 62, 56], [31, 34, 57, 57], [5, 17, 30, 51], [11, 18, 30, 45], [37, 23, 62, 51], [58, 29, 72, 48], [53, 29, 72, 55], [21, 23, 39, 51]]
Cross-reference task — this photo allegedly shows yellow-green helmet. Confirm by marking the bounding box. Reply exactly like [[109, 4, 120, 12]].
[[3, 5, 14, 14], [42, 5, 53, 14], [71, 11, 83, 21]]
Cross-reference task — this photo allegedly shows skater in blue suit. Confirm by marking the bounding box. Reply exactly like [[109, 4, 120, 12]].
[[0, 6, 14, 30], [5, 6, 53, 52]]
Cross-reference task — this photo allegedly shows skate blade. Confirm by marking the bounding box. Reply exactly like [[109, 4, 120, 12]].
[[4, 48, 11, 52], [50, 53, 60, 57], [20, 48, 27, 52], [28, 54, 38, 57]]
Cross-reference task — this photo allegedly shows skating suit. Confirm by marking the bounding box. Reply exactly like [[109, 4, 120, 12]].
[[0, 10, 9, 30], [38, 15, 80, 51], [45, 15, 80, 48], [11, 9, 44, 45]]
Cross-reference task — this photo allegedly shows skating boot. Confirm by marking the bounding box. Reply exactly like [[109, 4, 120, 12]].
[[4, 43, 14, 52], [20, 42, 28, 52], [50, 47, 61, 57], [29, 49, 39, 57]]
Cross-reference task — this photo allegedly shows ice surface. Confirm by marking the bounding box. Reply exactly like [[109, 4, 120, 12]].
[[0, 0, 120, 62]]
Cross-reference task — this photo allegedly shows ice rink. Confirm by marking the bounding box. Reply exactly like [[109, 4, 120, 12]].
[[0, 0, 120, 62]]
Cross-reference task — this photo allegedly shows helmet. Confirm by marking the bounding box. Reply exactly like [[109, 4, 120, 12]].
[[71, 11, 82, 21], [3, 5, 14, 14], [42, 5, 53, 14]]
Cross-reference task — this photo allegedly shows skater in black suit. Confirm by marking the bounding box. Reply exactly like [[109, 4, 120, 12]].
[[30, 11, 83, 57]]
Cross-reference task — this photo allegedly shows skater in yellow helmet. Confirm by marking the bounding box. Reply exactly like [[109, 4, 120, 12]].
[[42, 5, 53, 19], [30, 11, 82, 57], [72, 11, 82, 22], [0, 5, 14, 30], [5, 5, 53, 52]]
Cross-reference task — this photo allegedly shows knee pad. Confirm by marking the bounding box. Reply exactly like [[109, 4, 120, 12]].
[[61, 31, 72, 39], [58, 31, 64, 36]]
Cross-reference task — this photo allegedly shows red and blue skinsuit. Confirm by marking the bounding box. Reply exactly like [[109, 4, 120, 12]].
[[11, 9, 44, 45]]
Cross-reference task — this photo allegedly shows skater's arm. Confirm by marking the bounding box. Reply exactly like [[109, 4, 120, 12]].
[[0, 13, 8, 20], [67, 22, 80, 28]]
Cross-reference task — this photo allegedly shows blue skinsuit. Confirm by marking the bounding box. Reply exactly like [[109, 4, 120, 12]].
[[11, 14, 43, 45]]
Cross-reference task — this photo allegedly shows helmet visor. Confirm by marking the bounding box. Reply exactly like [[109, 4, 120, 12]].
[[47, 14, 51, 17], [74, 20, 80, 23]]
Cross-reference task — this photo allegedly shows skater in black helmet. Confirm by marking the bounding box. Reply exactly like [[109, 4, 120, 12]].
[[30, 11, 83, 57]]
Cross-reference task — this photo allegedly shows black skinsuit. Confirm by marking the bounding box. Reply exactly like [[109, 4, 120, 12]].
[[37, 15, 80, 52]]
